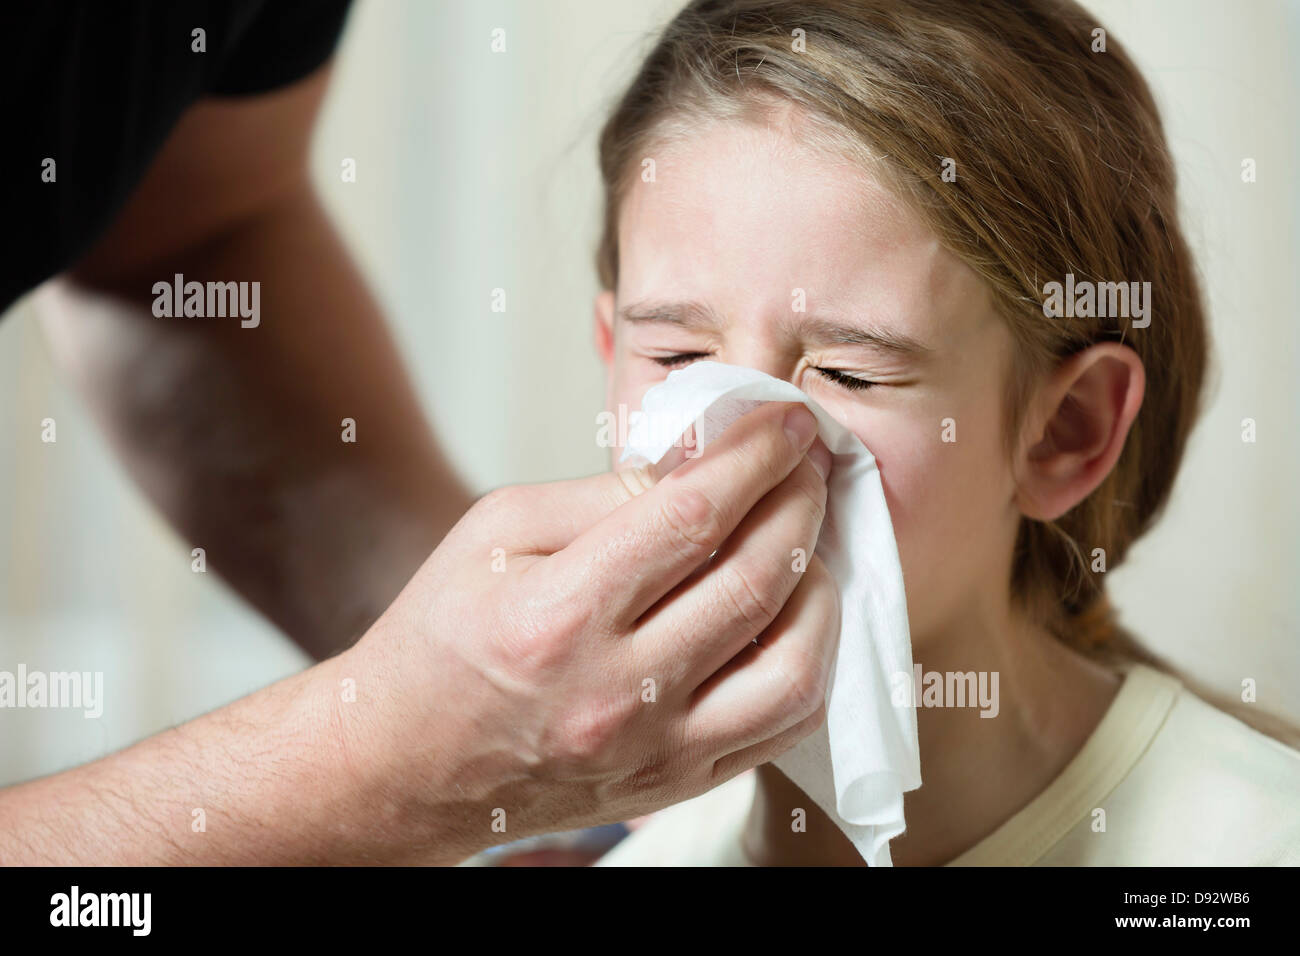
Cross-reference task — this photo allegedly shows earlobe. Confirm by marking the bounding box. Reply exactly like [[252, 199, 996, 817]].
[[593, 290, 616, 365], [1015, 345, 1145, 522]]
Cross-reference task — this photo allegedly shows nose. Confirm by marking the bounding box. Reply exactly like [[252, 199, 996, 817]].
[[717, 338, 800, 385]]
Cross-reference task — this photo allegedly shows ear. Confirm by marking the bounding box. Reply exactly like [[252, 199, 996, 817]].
[[593, 290, 615, 366], [1014, 344, 1145, 522]]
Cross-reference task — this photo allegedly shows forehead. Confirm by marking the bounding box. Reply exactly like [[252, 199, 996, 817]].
[[616, 112, 988, 342]]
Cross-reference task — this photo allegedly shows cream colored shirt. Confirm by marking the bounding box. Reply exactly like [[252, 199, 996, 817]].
[[595, 663, 1300, 866]]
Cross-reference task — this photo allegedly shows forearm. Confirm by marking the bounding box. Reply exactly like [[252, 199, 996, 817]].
[[37, 184, 472, 659], [0, 650, 479, 866]]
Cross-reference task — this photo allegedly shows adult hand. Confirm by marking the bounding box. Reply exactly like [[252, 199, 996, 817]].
[[337, 402, 838, 863]]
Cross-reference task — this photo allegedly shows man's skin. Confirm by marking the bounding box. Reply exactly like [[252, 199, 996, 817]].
[[38, 66, 461, 659], [0, 64, 839, 864]]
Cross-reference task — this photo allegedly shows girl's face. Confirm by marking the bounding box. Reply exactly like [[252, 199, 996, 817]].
[[594, 109, 1028, 646]]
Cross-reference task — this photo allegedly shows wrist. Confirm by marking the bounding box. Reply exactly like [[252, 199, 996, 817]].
[[322, 632, 503, 865]]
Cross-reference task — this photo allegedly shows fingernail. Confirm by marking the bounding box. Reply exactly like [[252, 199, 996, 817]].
[[784, 406, 817, 451], [808, 441, 832, 481]]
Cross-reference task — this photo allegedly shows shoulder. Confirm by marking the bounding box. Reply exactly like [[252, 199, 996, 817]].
[[207, 0, 353, 98], [1156, 683, 1300, 852], [1048, 666, 1300, 865], [594, 772, 757, 867]]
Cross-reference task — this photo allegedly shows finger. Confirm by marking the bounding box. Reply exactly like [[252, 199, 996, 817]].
[[497, 425, 699, 556], [709, 701, 828, 785], [544, 402, 820, 628], [686, 556, 840, 758], [629, 450, 829, 690]]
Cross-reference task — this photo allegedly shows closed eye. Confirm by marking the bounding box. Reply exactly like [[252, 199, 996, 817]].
[[815, 367, 878, 392], [651, 352, 713, 369], [651, 354, 878, 392]]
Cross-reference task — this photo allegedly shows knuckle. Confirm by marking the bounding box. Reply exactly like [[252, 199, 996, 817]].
[[801, 700, 829, 734], [769, 702, 828, 762], [717, 560, 782, 633], [615, 464, 657, 500], [496, 592, 584, 677], [803, 554, 836, 594], [790, 462, 829, 523], [549, 694, 634, 769], [616, 751, 677, 799], [474, 485, 524, 523], [640, 617, 695, 679], [771, 651, 826, 722], [804, 558, 842, 627], [659, 484, 727, 557]]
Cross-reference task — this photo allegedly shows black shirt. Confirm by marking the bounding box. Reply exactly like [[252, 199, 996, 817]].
[[2, 0, 352, 315]]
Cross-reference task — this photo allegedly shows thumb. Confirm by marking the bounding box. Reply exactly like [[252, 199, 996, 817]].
[[501, 426, 698, 556]]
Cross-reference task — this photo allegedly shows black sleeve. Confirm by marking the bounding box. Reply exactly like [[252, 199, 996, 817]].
[[208, 0, 353, 97]]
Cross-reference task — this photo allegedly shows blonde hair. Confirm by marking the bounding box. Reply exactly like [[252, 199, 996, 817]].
[[595, 0, 1300, 745]]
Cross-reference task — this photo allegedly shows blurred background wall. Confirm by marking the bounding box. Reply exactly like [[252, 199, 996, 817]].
[[2, 0, 1297, 786]]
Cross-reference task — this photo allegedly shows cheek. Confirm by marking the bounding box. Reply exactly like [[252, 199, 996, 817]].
[[851, 407, 1012, 635], [861, 423, 952, 587], [608, 344, 663, 410]]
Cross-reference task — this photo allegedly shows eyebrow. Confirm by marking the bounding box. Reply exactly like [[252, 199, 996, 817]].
[[619, 300, 725, 330], [619, 299, 934, 357]]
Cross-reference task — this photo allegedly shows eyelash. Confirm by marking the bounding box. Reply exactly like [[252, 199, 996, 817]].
[[651, 353, 878, 391]]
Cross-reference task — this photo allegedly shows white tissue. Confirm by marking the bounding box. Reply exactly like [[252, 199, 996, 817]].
[[619, 361, 921, 866]]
